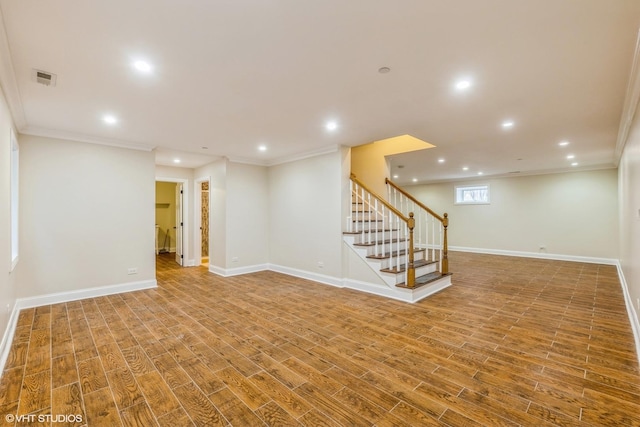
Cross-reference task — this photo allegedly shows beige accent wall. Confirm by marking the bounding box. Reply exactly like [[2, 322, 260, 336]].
[[351, 135, 435, 195], [619, 107, 640, 329], [16, 134, 156, 297], [155, 181, 177, 252], [406, 169, 618, 259], [0, 86, 18, 343]]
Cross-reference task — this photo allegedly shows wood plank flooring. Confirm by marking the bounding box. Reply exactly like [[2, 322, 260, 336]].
[[0, 252, 638, 426]]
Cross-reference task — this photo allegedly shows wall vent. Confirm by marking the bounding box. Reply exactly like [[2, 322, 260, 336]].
[[31, 69, 57, 87]]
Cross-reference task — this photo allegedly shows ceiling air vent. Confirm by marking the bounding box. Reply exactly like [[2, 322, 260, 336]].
[[31, 69, 57, 87]]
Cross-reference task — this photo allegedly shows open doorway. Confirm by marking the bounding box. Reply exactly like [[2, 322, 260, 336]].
[[155, 180, 185, 266], [195, 177, 210, 267]]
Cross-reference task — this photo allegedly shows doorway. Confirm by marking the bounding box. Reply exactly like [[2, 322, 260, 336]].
[[195, 177, 210, 267], [155, 180, 186, 266]]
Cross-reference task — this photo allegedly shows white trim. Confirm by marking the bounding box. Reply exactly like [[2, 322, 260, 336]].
[[0, 301, 20, 379], [449, 246, 618, 266], [228, 144, 340, 167], [342, 277, 451, 303], [15, 280, 157, 310], [0, 279, 157, 375], [21, 127, 155, 152], [210, 263, 270, 277], [268, 264, 344, 288], [615, 261, 640, 368]]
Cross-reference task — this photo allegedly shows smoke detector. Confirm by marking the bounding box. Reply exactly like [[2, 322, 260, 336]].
[[31, 69, 57, 87]]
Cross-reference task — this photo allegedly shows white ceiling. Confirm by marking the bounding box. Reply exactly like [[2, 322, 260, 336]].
[[1, 1, 640, 183]]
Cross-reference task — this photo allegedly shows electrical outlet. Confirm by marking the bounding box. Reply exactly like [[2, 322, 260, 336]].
[[232, 257, 239, 263], [539, 245, 546, 251], [127, 268, 138, 275], [317, 261, 324, 269]]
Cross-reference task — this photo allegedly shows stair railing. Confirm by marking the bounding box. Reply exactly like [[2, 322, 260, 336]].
[[385, 178, 449, 274], [348, 174, 416, 288]]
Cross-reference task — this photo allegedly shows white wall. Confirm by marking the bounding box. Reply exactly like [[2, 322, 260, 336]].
[[226, 162, 269, 269], [16, 135, 156, 297], [619, 107, 640, 330], [0, 86, 18, 349], [405, 169, 619, 259], [268, 150, 343, 278]]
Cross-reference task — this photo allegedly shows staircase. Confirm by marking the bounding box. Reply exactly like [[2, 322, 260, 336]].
[[343, 174, 452, 303]]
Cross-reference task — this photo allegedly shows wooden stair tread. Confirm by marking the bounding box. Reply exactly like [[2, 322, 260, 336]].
[[366, 248, 425, 259], [343, 228, 398, 235], [396, 271, 452, 289], [379, 259, 437, 273], [353, 238, 407, 247]]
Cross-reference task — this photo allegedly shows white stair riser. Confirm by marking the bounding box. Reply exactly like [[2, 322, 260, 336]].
[[344, 230, 400, 244]]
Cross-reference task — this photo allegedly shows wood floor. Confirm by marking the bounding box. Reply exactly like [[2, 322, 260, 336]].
[[1, 252, 639, 426]]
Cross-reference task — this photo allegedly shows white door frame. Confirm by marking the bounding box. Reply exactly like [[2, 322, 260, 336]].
[[156, 177, 190, 266], [194, 176, 211, 267]]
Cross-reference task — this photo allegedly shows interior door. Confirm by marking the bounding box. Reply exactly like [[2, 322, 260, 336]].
[[175, 183, 184, 266]]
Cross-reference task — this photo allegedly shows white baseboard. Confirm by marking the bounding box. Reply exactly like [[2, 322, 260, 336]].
[[449, 246, 618, 265], [0, 301, 20, 383], [616, 262, 640, 368], [16, 279, 158, 309], [0, 279, 157, 378], [209, 263, 270, 277], [268, 264, 343, 288]]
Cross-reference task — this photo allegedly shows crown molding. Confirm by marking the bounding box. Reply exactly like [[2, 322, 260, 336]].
[[0, 6, 27, 130], [21, 126, 156, 152], [615, 28, 640, 164], [227, 144, 340, 167]]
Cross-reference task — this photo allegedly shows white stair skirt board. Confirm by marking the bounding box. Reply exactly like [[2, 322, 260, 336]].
[[0, 279, 157, 377], [343, 276, 451, 303]]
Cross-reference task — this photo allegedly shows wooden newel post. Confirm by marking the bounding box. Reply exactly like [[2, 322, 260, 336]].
[[407, 212, 416, 288], [442, 213, 449, 274]]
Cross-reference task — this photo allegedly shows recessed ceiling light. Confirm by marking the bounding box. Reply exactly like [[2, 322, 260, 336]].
[[438, 158, 445, 163], [571, 162, 578, 166], [462, 166, 469, 171], [133, 60, 153, 73], [412, 178, 418, 182], [103, 115, 117, 125], [326, 121, 338, 131], [393, 174, 399, 179], [455, 79, 472, 90], [378, 67, 391, 74], [502, 120, 514, 128], [478, 172, 484, 175], [566, 154, 575, 159], [173, 158, 181, 164], [559, 141, 570, 147], [258, 145, 267, 152]]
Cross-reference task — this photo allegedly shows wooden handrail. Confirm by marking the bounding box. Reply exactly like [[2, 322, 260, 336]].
[[385, 177, 449, 274], [385, 177, 444, 222], [351, 174, 409, 223], [351, 174, 416, 287]]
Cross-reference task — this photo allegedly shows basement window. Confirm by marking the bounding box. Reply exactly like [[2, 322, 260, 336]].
[[455, 184, 490, 205], [10, 129, 18, 271]]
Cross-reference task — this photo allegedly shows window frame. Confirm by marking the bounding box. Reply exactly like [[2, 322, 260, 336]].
[[454, 184, 490, 205]]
